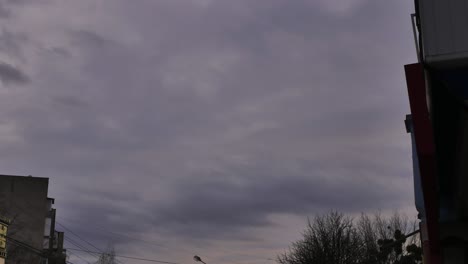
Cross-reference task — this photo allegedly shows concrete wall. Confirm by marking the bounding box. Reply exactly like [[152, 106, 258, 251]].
[[0, 175, 49, 263]]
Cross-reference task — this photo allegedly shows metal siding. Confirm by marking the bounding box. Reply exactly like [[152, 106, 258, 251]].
[[420, 0, 468, 67], [452, 0, 468, 51], [420, 0, 437, 54], [433, 0, 450, 54]]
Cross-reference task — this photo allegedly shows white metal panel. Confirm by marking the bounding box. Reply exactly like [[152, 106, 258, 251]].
[[43, 237, 49, 249], [44, 217, 51, 236], [419, 0, 468, 68]]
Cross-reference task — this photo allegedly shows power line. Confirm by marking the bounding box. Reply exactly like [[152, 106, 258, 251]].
[[58, 221, 126, 264], [57, 221, 103, 252], [68, 251, 92, 264], [57, 216, 172, 251], [6, 236, 46, 257], [57, 215, 269, 264], [8, 203, 267, 264], [66, 248, 183, 264], [57, 216, 271, 264], [7, 232, 74, 263], [57, 216, 199, 264], [65, 236, 100, 261], [5, 194, 183, 264], [5, 235, 57, 264]]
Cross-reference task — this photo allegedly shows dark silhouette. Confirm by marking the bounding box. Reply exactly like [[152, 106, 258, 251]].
[[194, 255, 207, 264], [277, 212, 422, 264]]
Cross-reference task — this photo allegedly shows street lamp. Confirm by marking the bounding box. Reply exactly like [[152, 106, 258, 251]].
[[194, 255, 206, 264]]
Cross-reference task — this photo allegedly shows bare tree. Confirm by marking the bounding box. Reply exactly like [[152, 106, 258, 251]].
[[278, 211, 422, 264], [357, 212, 420, 264], [278, 212, 362, 264]]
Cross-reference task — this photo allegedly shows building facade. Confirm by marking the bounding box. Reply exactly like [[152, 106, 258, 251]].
[[406, 1, 468, 263], [0, 175, 66, 264], [0, 215, 10, 264]]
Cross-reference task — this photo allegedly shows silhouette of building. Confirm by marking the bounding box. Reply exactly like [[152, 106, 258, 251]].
[[0, 174, 66, 264]]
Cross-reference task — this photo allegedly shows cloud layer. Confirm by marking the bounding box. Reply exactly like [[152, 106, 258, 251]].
[[0, 0, 417, 263]]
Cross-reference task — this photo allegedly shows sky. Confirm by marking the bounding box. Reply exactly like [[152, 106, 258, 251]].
[[0, 0, 418, 263]]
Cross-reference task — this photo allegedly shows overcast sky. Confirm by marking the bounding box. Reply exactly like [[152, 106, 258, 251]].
[[0, 0, 418, 263]]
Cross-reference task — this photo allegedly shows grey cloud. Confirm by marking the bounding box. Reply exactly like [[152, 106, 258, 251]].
[[0, 4, 10, 18], [70, 30, 109, 50], [56, 203, 148, 252], [147, 158, 409, 239], [0, 62, 28, 84], [0, 0, 46, 19], [44, 47, 71, 58], [51, 95, 89, 108], [0, 0, 417, 262], [53, 155, 410, 244], [0, 30, 27, 59]]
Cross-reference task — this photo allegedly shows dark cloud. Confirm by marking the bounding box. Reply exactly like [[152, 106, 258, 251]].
[[0, 62, 28, 84], [0, 0, 418, 263], [51, 95, 88, 108], [150, 161, 409, 240], [45, 47, 71, 58], [69, 30, 109, 50], [0, 4, 10, 18], [51, 153, 411, 244], [0, 0, 47, 19], [0, 30, 27, 59]]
